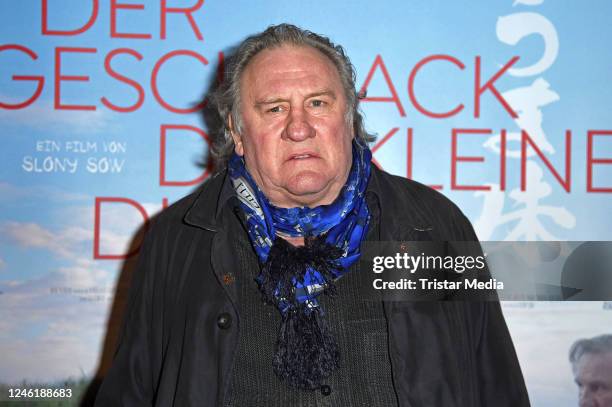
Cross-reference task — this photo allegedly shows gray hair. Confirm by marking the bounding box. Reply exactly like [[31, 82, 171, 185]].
[[569, 334, 612, 366], [209, 23, 375, 169]]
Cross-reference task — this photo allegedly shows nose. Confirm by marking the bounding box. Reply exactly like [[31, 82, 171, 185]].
[[283, 106, 315, 142]]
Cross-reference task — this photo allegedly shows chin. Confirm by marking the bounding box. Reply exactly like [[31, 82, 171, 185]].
[[285, 172, 332, 201]]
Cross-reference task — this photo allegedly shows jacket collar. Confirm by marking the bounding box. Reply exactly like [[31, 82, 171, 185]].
[[183, 170, 236, 232], [183, 164, 385, 232]]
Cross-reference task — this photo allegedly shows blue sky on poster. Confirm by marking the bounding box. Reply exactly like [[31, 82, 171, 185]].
[[0, 1, 611, 404]]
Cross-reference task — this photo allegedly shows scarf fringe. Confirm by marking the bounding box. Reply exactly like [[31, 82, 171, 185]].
[[258, 236, 343, 389], [273, 305, 340, 390]]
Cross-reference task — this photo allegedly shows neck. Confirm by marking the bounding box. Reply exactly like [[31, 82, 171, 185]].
[[282, 236, 305, 247]]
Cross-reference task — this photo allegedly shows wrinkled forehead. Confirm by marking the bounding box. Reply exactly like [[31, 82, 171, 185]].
[[240, 45, 345, 101]]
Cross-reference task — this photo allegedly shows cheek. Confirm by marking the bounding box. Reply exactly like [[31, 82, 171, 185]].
[[319, 121, 351, 148], [244, 138, 282, 173], [338, 134, 354, 161], [324, 141, 353, 177]]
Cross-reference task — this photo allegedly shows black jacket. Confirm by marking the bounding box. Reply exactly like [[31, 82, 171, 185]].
[[95, 166, 530, 406]]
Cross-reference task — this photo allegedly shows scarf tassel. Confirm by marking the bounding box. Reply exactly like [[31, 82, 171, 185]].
[[258, 236, 343, 389], [273, 306, 340, 390]]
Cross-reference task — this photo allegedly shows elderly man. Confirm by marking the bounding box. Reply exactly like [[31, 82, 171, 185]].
[[570, 334, 612, 407], [95, 24, 529, 406]]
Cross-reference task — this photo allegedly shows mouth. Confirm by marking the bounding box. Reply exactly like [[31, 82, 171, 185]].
[[288, 152, 319, 161]]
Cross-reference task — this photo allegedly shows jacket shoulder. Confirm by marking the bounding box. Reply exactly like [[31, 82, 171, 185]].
[[148, 187, 201, 231], [372, 167, 462, 217], [371, 167, 478, 240], [148, 171, 225, 232]]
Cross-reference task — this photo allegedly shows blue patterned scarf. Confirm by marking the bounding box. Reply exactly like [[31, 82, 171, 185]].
[[228, 141, 372, 389]]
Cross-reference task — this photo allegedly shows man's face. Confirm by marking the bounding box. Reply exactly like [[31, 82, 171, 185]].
[[232, 45, 353, 208], [574, 352, 612, 407]]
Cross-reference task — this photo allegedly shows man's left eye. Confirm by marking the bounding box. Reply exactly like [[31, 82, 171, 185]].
[[311, 100, 325, 107]]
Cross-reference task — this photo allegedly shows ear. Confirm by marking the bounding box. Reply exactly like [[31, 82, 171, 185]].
[[228, 115, 244, 156]]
